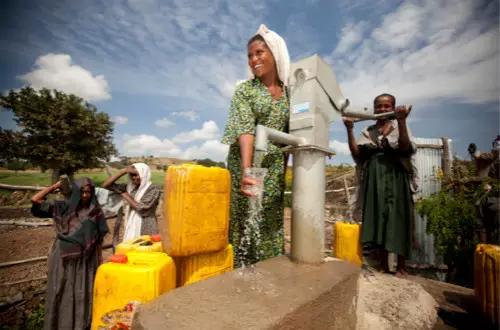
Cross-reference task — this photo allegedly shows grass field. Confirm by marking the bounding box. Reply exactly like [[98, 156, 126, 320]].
[[0, 169, 166, 187]]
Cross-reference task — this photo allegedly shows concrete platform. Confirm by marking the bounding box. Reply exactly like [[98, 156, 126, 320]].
[[133, 256, 360, 329]]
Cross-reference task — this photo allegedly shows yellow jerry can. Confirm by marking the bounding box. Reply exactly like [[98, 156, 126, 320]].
[[91, 252, 176, 330], [115, 234, 163, 255], [333, 221, 362, 266], [161, 164, 230, 257], [176, 244, 234, 287], [474, 244, 500, 326]]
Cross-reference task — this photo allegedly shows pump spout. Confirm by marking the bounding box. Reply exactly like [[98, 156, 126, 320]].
[[255, 125, 306, 152]]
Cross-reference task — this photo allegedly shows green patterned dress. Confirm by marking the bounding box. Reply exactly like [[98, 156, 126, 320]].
[[222, 78, 289, 267]]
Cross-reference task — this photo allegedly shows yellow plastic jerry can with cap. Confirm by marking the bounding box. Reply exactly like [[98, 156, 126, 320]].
[[333, 221, 362, 266], [161, 164, 230, 257], [115, 234, 163, 255], [176, 244, 234, 287], [91, 252, 176, 330], [474, 244, 500, 326]]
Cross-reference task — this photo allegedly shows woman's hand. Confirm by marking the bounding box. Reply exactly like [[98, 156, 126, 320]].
[[343, 117, 355, 130], [31, 181, 62, 204], [240, 174, 257, 197], [51, 181, 62, 191], [124, 166, 138, 175]]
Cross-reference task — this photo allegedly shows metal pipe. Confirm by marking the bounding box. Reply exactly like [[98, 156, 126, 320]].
[[291, 148, 326, 263], [342, 110, 396, 122], [255, 125, 306, 152]]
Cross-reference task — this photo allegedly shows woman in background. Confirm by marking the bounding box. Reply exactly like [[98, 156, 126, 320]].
[[31, 177, 108, 329], [102, 163, 160, 241]]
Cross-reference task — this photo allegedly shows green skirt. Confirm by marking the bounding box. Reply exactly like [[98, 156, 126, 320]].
[[361, 153, 413, 257], [227, 144, 285, 267]]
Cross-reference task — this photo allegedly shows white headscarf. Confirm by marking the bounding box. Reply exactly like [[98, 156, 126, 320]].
[[247, 24, 290, 86], [123, 162, 152, 241]]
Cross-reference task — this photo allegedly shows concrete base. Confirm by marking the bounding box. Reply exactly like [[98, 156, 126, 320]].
[[133, 256, 360, 329]]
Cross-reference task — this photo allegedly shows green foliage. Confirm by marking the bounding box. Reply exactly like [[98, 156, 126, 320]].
[[416, 158, 499, 286], [0, 169, 166, 187], [6, 160, 32, 171], [194, 158, 226, 168], [0, 128, 27, 162], [0, 87, 117, 177], [416, 190, 477, 258], [24, 304, 44, 330]]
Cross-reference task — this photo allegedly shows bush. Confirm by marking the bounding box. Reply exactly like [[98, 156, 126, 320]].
[[416, 158, 499, 287], [24, 304, 44, 330], [6, 160, 31, 171], [416, 189, 478, 286]]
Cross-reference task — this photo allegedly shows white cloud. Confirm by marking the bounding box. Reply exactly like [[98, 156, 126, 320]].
[[172, 120, 220, 144], [172, 111, 199, 121], [119, 134, 228, 161], [154, 117, 175, 128], [26, 1, 264, 109], [18, 53, 111, 102], [112, 116, 128, 125], [329, 139, 351, 156], [329, 0, 499, 107], [122, 134, 183, 157], [183, 139, 229, 161], [333, 22, 366, 55], [372, 3, 425, 50]]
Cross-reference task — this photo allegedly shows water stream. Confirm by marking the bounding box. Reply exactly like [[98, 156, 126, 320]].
[[237, 150, 267, 266]]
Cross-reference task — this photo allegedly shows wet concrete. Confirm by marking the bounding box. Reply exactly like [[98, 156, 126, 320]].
[[133, 255, 360, 329]]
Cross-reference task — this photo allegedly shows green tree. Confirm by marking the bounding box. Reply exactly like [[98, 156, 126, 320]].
[[195, 158, 226, 168], [0, 127, 27, 162], [0, 87, 117, 181]]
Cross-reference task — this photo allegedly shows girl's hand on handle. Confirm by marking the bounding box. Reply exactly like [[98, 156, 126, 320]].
[[343, 117, 355, 130], [395, 105, 412, 120]]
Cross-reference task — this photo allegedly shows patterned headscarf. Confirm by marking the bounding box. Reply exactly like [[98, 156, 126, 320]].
[[56, 178, 108, 259]]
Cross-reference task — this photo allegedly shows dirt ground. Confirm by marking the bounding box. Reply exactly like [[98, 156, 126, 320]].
[[0, 186, 487, 329], [0, 205, 119, 328]]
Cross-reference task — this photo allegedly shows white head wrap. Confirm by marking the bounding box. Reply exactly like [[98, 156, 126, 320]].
[[123, 162, 152, 241], [247, 24, 290, 86]]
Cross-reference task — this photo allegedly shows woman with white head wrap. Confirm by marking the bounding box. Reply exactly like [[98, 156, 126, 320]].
[[222, 24, 291, 267], [102, 162, 161, 241]]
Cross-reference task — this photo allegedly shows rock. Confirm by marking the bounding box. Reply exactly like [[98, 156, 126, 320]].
[[357, 270, 438, 330]]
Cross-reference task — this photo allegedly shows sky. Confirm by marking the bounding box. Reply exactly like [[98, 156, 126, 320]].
[[0, 0, 498, 164]]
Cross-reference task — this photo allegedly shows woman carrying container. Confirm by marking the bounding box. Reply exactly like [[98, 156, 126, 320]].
[[102, 163, 160, 241], [31, 177, 108, 330], [343, 94, 417, 277], [222, 24, 290, 267]]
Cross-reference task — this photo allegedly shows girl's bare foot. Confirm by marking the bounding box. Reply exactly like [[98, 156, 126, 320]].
[[395, 269, 409, 278]]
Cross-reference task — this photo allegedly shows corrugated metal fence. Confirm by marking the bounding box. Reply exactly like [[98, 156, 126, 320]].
[[410, 137, 452, 266]]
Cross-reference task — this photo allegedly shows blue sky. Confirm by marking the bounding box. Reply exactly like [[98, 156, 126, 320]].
[[0, 0, 498, 164]]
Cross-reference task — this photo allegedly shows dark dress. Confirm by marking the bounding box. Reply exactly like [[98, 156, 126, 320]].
[[355, 122, 416, 257], [31, 178, 108, 330]]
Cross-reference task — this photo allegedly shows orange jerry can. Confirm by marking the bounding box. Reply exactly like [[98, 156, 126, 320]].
[[161, 164, 230, 257], [474, 244, 500, 326], [333, 221, 362, 266]]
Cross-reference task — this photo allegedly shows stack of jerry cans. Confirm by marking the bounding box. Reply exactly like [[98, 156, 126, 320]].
[[115, 234, 163, 254], [333, 221, 362, 266], [162, 164, 234, 286], [474, 244, 500, 326], [91, 252, 176, 329], [176, 244, 234, 286]]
